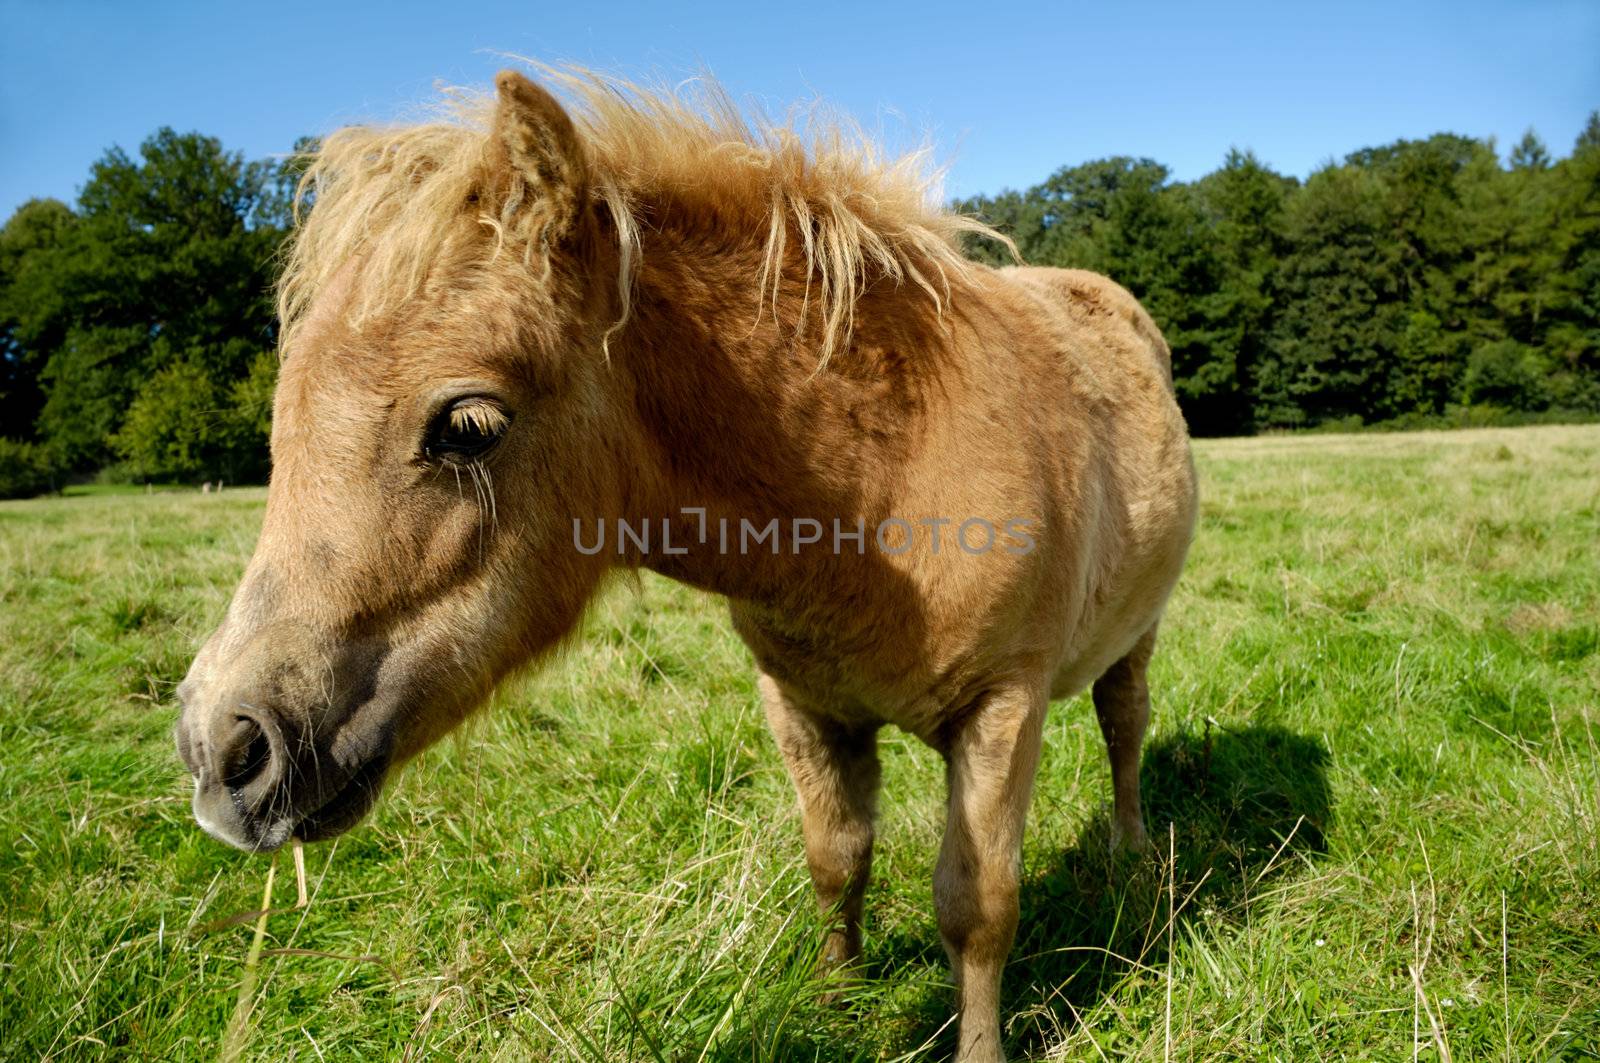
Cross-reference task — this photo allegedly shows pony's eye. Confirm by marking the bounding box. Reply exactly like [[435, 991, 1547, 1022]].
[[425, 397, 511, 461]]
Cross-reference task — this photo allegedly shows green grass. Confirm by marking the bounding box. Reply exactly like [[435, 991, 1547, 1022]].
[[3, 424, 1598, 1060]]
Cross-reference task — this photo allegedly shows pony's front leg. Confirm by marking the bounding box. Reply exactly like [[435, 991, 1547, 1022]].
[[759, 673, 881, 972], [935, 683, 1047, 1063]]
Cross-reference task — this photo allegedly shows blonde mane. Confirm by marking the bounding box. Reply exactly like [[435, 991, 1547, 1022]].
[[277, 63, 1012, 362]]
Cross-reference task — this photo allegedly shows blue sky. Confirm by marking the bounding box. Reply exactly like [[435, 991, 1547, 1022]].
[[2, 0, 1597, 220]]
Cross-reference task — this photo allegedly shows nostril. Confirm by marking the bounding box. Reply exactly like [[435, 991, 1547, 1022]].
[[221, 716, 274, 792]]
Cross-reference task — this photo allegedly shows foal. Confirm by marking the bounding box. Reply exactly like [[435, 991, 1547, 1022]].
[[174, 68, 1196, 1061]]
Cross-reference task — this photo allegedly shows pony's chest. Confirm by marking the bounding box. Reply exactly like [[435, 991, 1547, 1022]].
[[727, 599, 991, 738]]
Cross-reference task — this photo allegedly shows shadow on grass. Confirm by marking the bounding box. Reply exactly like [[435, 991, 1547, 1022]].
[[873, 723, 1334, 1060]]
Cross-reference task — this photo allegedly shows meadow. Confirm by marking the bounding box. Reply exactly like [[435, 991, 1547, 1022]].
[[2, 424, 1597, 1061]]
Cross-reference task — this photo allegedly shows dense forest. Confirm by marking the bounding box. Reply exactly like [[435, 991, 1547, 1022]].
[[2, 116, 1597, 497], [959, 117, 1600, 436]]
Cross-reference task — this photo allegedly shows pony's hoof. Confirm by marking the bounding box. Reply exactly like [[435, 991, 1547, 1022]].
[[814, 966, 861, 1007], [814, 942, 861, 1006], [1109, 819, 1150, 855]]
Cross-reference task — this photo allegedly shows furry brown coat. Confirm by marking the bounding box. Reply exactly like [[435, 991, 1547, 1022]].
[[174, 67, 1197, 1062]]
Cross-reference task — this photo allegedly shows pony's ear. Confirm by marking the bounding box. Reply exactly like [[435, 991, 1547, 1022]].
[[489, 70, 587, 241]]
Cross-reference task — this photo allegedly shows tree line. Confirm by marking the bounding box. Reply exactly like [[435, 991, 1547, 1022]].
[[0, 130, 306, 498], [958, 117, 1600, 437], [2, 117, 1597, 497]]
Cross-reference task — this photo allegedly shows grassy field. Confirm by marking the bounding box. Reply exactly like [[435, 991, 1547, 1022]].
[[2, 425, 1597, 1061]]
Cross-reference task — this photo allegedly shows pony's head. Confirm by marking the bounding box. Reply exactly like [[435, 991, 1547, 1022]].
[[175, 65, 993, 850], [175, 73, 629, 849]]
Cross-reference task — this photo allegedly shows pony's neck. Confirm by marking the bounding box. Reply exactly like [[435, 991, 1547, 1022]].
[[610, 214, 948, 601]]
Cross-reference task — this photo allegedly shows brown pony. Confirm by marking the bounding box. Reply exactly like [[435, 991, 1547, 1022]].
[[175, 66, 1196, 1062]]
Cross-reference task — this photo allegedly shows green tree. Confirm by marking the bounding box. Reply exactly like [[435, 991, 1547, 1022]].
[[110, 359, 225, 480], [0, 198, 76, 438], [1509, 130, 1551, 172], [1539, 113, 1600, 406], [1189, 150, 1296, 432], [0, 128, 287, 479], [0, 438, 61, 499], [1460, 339, 1551, 410], [109, 343, 276, 483], [1258, 163, 1398, 426]]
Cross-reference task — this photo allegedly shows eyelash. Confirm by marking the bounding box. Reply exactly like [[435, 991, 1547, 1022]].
[[424, 398, 511, 462]]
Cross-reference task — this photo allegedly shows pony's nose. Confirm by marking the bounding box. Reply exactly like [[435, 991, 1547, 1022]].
[[210, 709, 286, 813]]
